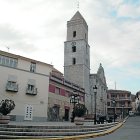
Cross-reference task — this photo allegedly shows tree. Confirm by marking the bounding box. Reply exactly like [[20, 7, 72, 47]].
[[0, 99, 15, 115]]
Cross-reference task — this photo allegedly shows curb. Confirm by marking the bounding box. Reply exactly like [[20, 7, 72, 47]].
[[26, 121, 125, 140]]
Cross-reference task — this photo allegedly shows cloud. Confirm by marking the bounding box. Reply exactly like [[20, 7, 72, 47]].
[[0, 0, 140, 93]]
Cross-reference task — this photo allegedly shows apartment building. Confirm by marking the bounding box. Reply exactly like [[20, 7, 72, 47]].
[[107, 90, 132, 117], [0, 50, 53, 121]]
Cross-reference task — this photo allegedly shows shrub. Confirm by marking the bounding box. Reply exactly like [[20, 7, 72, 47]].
[[0, 99, 15, 115], [73, 103, 87, 117]]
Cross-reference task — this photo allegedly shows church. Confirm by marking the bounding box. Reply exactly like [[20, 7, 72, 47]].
[[64, 11, 108, 117]]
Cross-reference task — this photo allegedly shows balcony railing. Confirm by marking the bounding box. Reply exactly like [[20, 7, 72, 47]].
[[26, 88, 37, 95], [110, 97, 131, 101], [50, 75, 63, 84], [6, 83, 18, 92]]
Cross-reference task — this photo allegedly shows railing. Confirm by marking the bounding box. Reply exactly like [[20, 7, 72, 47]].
[[26, 88, 37, 95], [6, 83, 18, 92], [110, 97, 131, 101]]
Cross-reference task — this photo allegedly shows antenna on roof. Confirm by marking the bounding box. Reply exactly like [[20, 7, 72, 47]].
[[6, 46, 10, 52]]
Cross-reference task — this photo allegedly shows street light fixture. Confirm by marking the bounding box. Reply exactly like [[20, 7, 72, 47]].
[[93, 85, 97, 125], [122, 105, 124, 119], [70, 91, 80, 122]]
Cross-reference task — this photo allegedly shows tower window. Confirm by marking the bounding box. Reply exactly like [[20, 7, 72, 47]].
[[73, 31, 76, 37], [72, 46, 76, 52], [86, 45, 88, 54], [72, 58, 76, 65], [30, 62, 36, 72]]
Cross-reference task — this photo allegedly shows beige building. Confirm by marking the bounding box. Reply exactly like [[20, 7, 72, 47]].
[[48, 69, 85, 121], [0, 50, 53, 121], [107, 90, 132, 118]]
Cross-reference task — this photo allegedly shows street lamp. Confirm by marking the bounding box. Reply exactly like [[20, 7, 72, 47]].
[[112, 100, 116, 122], [122, 105, 124, 119], [93, 85, 97, 125], [70, 91, 80, 122]]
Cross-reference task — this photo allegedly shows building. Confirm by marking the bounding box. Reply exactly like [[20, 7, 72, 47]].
[[90, 64, 108, 117], [131, 94, 136, 113], [107, 89, 132, 118], [0, 50, 53, 121], [64, 11, 107, 116], [136, 91, 140, 114], [48, 68, 85, 121], [64, 11, 90, 111]]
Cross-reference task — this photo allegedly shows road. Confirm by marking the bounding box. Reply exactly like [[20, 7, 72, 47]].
[[86, 116, 140, 140]]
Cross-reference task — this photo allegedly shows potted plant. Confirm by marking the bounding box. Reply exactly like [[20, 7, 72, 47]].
[[0, 99, 15, 124], [73, 103, 87, 125]]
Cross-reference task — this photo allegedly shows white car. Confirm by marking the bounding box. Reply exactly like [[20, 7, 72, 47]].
[[129, 111, 134, 116]]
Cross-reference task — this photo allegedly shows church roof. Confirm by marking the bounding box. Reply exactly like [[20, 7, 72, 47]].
[[71, 11, 84, 20]]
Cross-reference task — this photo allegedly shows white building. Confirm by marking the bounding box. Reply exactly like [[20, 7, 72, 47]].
[[0, 50, 53, 121]]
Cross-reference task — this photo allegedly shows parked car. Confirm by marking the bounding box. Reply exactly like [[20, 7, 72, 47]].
[[129, 111, 134, 116]]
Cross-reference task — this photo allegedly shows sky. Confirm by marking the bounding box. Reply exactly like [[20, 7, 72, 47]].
[[0, 0, 140, 94]]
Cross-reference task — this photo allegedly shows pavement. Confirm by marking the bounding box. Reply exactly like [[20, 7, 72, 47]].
[[86, 116, 140, 140]]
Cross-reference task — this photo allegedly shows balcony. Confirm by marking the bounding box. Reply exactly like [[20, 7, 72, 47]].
[[6, 82, 18, 92], [26, 88, 37, 95], [111, 97, 131, 101], [64, 80, 72, 88], [50, 74, 63, 84]]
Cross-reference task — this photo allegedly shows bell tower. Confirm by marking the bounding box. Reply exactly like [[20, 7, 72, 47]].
[[64, 11, 90, 96]]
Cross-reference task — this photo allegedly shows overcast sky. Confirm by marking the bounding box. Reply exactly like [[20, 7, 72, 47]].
[[0, 0, 140, 94]]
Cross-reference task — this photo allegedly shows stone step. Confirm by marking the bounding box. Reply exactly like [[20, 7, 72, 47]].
[[0, 129, 109, 139], [0, 124, 115, 132], [0, 122, 119, 139]]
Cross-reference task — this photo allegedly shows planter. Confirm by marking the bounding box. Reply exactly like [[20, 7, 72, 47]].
[[74, 117, 84, 125], [0, 115, 10, 124]]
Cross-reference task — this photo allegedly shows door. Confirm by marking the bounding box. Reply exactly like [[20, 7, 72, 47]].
[[24, 105, 33, 120], [64, 109, 69, 121]]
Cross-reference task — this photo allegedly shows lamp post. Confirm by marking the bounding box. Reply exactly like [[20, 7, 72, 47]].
[[112, 100, 116, 122], [122, 105, 124, 119], [93, 85, 97, 125], [70, 91, 80, 122]]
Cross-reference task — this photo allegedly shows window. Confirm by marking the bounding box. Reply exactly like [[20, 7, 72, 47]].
[[0, 55, 17, 68], [107, 102, 110, 106], [26, 84, 37, 95], [27, 84, 34, 91], [30, 62, 36, 72], [72, 46, 76, 52], [86, 45, 88, 54], [86, 59, 88, 65], [6, 81, 18, 92], [72, 58, 76, 65], [73, 31, 76, 37], [55, 87, 60, 94]]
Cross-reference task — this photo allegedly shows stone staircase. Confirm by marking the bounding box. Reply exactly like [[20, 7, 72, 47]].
[[0, 122, 119, 139]]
